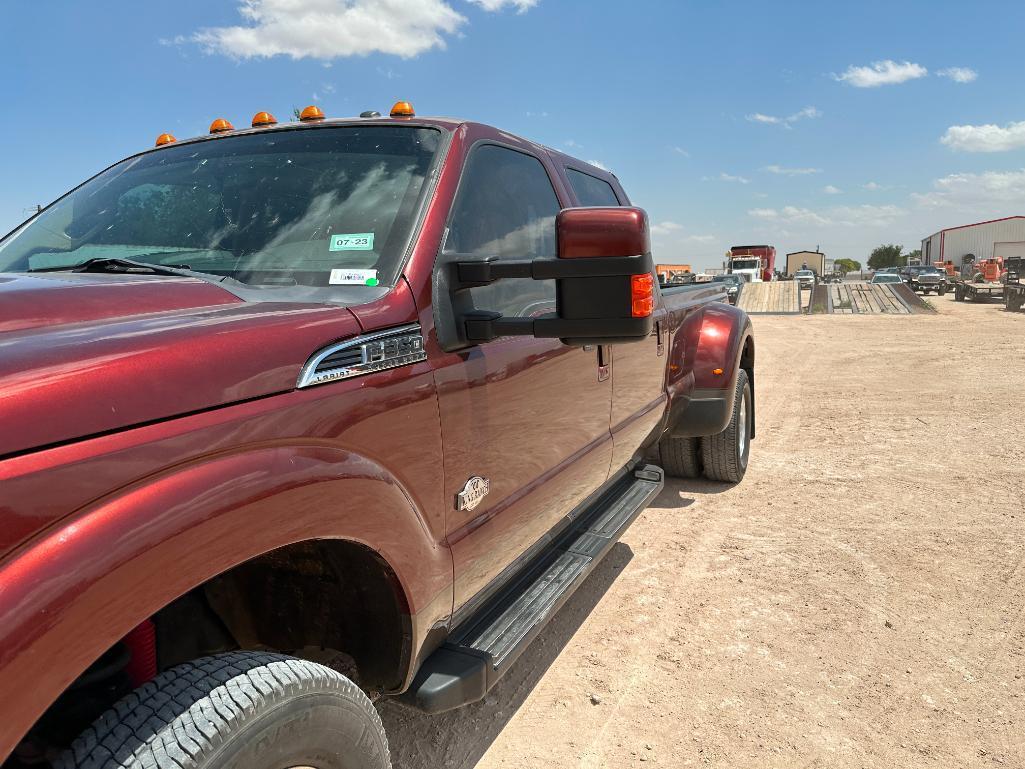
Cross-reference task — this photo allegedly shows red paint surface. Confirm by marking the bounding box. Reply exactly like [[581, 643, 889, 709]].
[[556, 207, 650, 259]]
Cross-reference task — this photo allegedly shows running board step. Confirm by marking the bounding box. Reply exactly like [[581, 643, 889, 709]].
[[404, 464, 664, 713]]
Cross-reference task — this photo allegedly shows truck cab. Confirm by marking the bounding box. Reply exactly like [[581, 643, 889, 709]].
[[0, 103, 755, 769]]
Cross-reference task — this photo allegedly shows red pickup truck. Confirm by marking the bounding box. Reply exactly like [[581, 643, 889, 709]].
[[0, 104, 754, 769]]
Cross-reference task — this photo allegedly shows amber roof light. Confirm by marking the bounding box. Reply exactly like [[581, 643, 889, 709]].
[[209, 118, 234, 134], [251, 111, 277, 127], [390, 100, 415, 118], [155, 133, 177, 147], [299, 105, 325, 122]]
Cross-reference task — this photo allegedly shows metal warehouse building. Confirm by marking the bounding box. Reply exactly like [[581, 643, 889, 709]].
[[921, 215, 1025, 268]]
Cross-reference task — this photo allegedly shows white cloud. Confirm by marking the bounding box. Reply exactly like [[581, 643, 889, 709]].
[[563, 139, 583, 148], [525, 110, 548, 118], [940, 120, 1025, 152], [650, 221, 716, 245], [745, 106, 821, 128], [717, 172, 750, 184], [672, 146, 690, 157], [470, 0, 537, 10], [191, 0, 536, 60], [823, 185, 842, 195], [764, 164, 822, 176], [912, 168, 1025, 210], [937, 67, 977, 83], [835, 60, 927, 88], [650, 221, 683, 236], [863, 181, 884, 191], [586, 159, 608, 170], [747, 204, 903, 228]]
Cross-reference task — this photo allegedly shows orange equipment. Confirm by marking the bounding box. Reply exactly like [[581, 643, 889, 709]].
[[656, 264, 692, 283], [977, 257, 1004, 282]]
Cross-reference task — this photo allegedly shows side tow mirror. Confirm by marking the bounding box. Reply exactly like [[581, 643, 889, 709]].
[[453, 206, 656, 347]]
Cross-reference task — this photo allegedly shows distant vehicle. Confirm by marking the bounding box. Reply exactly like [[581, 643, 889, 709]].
[[727, 245, 775, 283], [710, 273, 746, 304], [902, 265, 946, 295], [871, 273, 903, 284], [794, 269, 815, 289]]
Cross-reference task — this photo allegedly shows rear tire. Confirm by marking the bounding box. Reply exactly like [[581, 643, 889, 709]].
[[955, 285, 965, 301], [56, 652, 391, 769], [701, 369, 752, 483], [659, 435, 702, 478]]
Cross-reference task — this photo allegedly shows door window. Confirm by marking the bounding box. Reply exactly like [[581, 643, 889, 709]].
[[444, 145, 560, 318]]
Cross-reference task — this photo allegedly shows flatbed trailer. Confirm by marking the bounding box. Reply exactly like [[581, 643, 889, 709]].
[[954, 280, 1005, 303]]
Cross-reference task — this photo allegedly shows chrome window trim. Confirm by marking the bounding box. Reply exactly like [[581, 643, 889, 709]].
[[297, 323, 426, 388]]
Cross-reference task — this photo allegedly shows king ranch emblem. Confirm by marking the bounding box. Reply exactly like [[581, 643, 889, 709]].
[[456, 476, 490, 512]]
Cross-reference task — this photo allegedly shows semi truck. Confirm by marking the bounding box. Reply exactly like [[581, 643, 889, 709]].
[[727, 245, 775, 282], [0, 103, 757, 769]]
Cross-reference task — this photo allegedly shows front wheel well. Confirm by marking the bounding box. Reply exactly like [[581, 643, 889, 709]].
[[180, 539, 413, 693], [11, 540, 412, 764]]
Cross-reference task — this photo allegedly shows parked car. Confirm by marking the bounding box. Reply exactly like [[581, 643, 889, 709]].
[[710, 273, 747, 304], [794, 269, 816, 289], [871, 273, 904, 284], [0, 104, 757, 769]]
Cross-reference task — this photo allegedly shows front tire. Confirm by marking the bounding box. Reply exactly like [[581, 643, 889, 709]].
[[700, 369, 752, 483], [56, 652, 391, 769]]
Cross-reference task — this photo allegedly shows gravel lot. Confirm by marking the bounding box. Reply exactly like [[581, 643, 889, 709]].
[[380, 293, 1025, 768]]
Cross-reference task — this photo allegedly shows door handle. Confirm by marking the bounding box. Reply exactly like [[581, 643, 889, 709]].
[[655, 320, 665, 357]]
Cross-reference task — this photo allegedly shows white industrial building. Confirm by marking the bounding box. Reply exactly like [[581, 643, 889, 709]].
[[921, 216, 1025, 268]]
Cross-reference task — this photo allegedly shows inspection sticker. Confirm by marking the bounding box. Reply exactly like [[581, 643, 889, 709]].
[[329, 268, 379, 286], [329, 233, 375, 251]]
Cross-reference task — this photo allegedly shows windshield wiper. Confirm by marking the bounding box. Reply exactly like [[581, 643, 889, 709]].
[[29, 257, 223, 281]]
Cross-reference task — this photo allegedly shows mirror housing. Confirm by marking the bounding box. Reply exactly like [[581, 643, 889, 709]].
[[452, 206, 655, 347]]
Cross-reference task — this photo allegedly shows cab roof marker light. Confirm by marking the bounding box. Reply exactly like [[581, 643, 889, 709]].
[[252, 111, 277, 127], [209, 118, 234, 134], [390, 101, 415, 118], [154, 133, 177, 147], [299, 105, 325, 122]]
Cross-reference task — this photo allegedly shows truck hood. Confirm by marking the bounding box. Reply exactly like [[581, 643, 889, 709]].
[[0, 273, 361, 457]]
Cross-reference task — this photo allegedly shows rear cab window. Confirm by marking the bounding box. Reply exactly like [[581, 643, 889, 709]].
[[565, 168, 622, 207]]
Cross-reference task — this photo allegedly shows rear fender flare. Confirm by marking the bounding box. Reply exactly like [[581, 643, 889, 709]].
[[666, 304, 754, 439], [0, 445, 451, 762]]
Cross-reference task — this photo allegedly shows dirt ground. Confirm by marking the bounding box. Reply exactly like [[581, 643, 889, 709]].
[[379, 293, 1025, 769]]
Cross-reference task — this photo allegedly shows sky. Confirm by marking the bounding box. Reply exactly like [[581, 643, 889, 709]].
[[3, 0, 1025, 270]]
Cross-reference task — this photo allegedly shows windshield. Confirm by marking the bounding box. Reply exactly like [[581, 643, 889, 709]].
[[874, 275, 900, 282], [730, 258, 760, 270], [0, 126, 442, 290], [796, 270, 813, 277]]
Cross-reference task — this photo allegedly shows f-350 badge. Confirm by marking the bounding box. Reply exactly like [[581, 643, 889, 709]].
[[456, 476, 490, 512]]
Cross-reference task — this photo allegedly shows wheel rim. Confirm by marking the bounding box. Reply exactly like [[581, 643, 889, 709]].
[[737, 391, 748, 457]]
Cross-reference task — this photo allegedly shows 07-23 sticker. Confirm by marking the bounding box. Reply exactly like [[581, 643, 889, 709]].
[[330, 233, 374, 251]]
